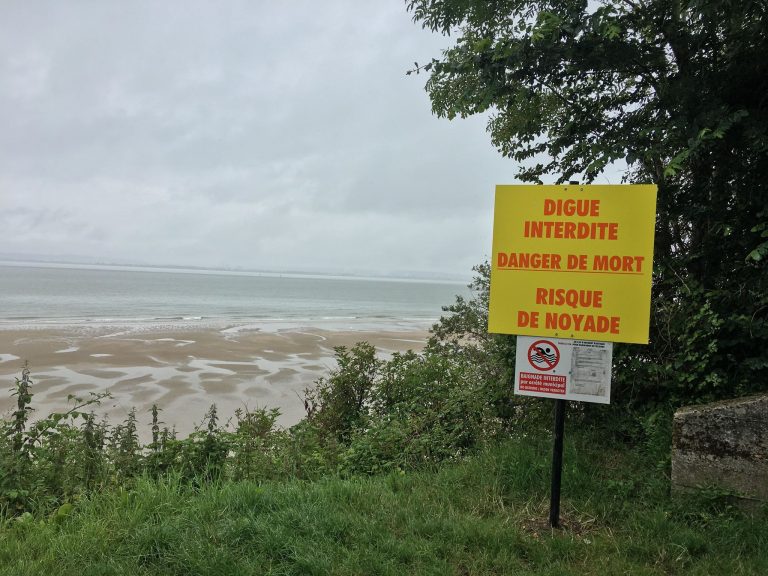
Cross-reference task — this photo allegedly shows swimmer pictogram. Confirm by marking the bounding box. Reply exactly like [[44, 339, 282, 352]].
[[527, 339, 560, 371]]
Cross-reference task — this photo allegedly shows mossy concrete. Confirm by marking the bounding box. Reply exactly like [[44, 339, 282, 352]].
[[672, 394, 768, 503]]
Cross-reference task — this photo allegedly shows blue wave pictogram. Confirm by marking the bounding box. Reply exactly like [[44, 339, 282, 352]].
[[530, 346, 557, 366]]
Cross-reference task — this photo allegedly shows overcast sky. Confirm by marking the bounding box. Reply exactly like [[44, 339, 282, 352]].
[[0, 1, 621, 280]]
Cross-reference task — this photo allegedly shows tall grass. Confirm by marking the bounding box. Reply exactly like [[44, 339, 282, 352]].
[[1, 437, 765, 575]]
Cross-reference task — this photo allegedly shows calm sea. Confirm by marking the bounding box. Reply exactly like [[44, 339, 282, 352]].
[[0, 263, 467, 330]]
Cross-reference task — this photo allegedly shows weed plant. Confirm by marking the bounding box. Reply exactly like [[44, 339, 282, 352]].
[[0, 338, 516, 516]]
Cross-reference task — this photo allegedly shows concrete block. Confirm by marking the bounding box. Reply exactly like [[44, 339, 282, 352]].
[[672, 394, 768, 503]]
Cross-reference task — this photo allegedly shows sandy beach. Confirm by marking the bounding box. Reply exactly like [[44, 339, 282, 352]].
[[0, 323, 429, 437]]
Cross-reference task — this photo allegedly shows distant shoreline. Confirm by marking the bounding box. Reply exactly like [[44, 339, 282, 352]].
[[0, 316, 438, 334], [0, 264, 463, 332], [0, 260, 469, 285]]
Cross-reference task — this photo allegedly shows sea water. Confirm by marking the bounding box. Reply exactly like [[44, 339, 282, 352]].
[[0, 263, 468, 330]]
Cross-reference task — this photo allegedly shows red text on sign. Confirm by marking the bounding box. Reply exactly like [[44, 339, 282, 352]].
[[544, 312, 620, 334], [535, 288, 603, 309], [519, 372, 566, 394], [497, 252, 562, 270], [593, 255, 645, 273], [543, 198, 600, 217], [523, 221, 619, 240]]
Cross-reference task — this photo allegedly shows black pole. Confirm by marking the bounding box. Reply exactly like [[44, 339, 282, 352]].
[[547, 180, 579, 528], [549, 398, 566, 528]]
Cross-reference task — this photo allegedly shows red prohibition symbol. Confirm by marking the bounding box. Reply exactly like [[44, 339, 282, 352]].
[[527, 340, 560, 371]]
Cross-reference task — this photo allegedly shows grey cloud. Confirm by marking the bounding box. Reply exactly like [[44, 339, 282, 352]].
[[0, 1, 515, 278]]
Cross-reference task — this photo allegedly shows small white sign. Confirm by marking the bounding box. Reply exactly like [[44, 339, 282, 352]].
[[514, 336, 612, 404]]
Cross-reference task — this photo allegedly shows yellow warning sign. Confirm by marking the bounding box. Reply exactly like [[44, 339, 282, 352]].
[[488, 184, 657, 344]]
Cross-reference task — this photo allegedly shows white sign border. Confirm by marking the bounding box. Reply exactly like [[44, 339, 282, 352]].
[[514, 336, 612, 404]]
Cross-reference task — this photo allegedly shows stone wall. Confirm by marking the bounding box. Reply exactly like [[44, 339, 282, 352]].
[[672, 394, 768, 504]]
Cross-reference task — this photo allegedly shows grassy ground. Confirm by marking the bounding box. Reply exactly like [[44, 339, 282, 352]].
[[1, 436, 765, 576]]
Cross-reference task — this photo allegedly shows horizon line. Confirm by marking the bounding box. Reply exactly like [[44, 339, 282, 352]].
[[0, 258, 470, 285]]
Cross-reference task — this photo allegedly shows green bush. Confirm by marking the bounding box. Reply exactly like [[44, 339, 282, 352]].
[[303, 342, 381, 442]]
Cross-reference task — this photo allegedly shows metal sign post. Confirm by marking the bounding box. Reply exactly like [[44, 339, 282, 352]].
[[549, 398, 566, 528]]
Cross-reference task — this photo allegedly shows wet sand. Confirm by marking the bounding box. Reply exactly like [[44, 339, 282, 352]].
[[0, 324, 428, 437]]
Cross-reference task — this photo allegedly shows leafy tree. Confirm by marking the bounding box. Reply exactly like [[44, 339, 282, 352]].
[[408, 0, 768, 408]]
